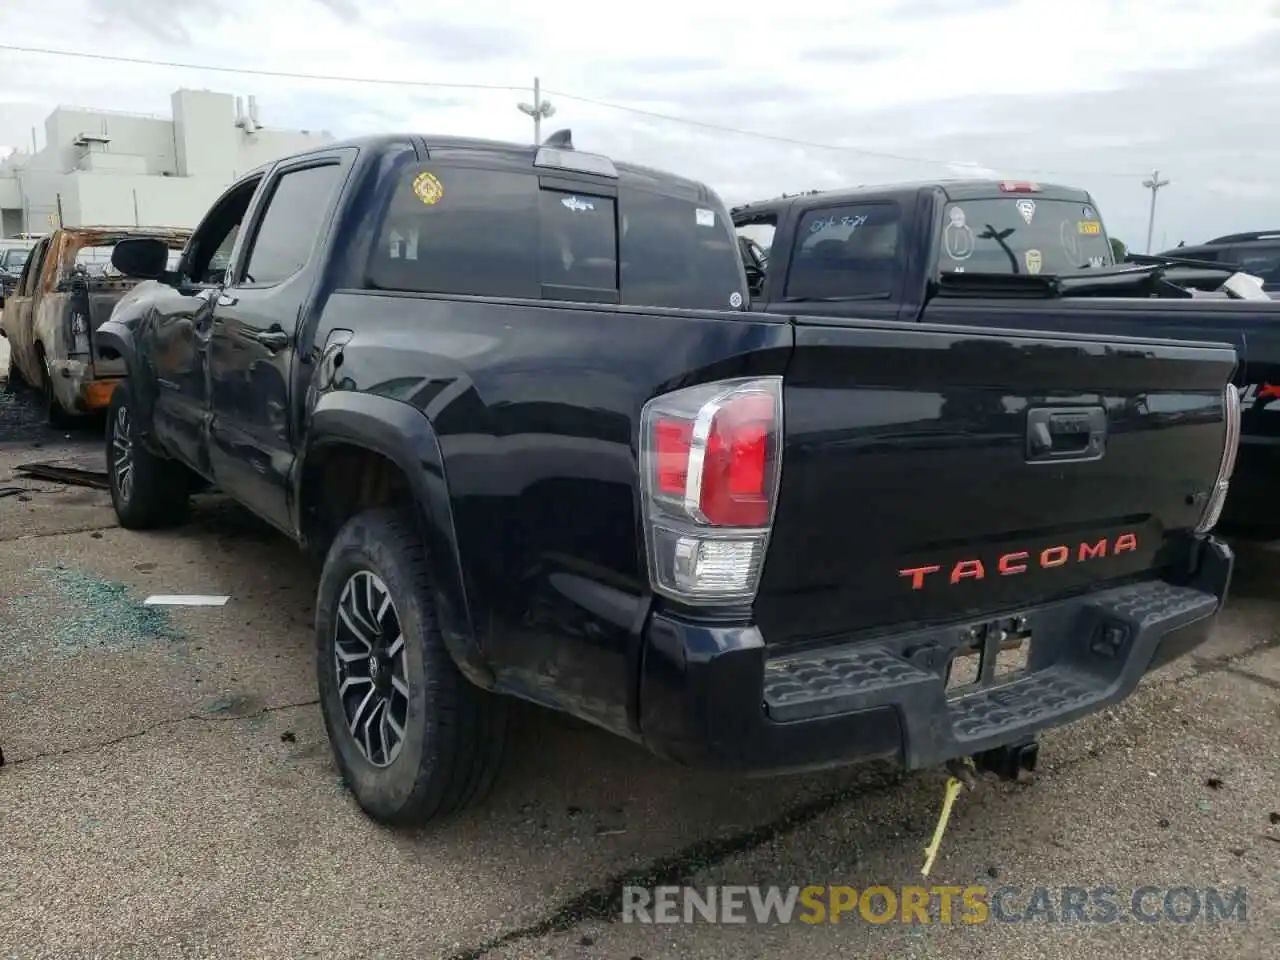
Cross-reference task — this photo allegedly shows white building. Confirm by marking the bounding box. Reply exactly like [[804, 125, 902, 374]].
[[0, 88, 335, 236]]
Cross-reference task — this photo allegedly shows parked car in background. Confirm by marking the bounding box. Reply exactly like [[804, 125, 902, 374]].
[[0, 239, 36, 306], [0, 225, 190, 424], [97, 134, 1236, 827], [1156, 231, 1280, 294]]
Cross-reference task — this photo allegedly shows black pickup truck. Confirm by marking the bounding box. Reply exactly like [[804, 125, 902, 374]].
[[733, 180, 1280, 531], [97, 136, 1238, 827]]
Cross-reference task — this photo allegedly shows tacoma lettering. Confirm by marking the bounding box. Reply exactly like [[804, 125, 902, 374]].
[[899, 533, 1138, 590]]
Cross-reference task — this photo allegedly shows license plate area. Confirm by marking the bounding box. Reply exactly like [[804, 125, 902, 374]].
[[944, 617, 1033, 698]]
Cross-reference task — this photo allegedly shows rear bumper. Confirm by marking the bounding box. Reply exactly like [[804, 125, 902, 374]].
[[638, 536, 1233, 774]]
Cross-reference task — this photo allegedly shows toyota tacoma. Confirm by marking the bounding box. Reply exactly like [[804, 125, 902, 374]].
[[96, 136, 1239, 826]]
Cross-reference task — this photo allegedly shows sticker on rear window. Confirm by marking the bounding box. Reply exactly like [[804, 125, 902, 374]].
[[1024, 248, 1043, 274], [696, 208, 716, 227], [944, 210, 975, 261], [729, 292, 743, 308], [1082, 205, 1095, 219], [412, 171, 444, 205], [561, 196, 595, 212], [1016, 199, 1036, 224], [1078, 220, 1102, 235]]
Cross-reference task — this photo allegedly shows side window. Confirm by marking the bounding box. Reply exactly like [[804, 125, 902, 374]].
[[16, 238, 49, 297], [367, 165, 539, 299], [617, 190, 746, 310], [538, 187, 617, 299], [785, 202, 901, 301], [735, 215, 776, 297], [239, 163, 344, 286], [186, 179, 261, 286]]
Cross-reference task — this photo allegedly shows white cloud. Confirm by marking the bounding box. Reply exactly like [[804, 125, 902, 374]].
[[1, 0, 1280, 246]]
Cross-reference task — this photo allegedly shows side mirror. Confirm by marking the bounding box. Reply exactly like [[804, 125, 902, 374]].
[[111, 238, 171, 281]]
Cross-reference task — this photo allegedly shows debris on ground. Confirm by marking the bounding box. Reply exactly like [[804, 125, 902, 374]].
[[2, 563, 183, 655], [13, 457, 109, 489]]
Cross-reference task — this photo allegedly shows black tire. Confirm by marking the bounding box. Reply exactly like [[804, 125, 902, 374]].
[[106, 380, 191, 529], [36, 345, 75, 428], [316, 508, 508, 826]]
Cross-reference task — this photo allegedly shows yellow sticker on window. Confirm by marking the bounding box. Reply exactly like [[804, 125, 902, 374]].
[[1078, 220, 1102, 235], [412, 171, 444, 206], [1024, 249, 1043, 274]]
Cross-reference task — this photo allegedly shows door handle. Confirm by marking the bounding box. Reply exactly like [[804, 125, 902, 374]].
[[252, 328, 290, 351], [1025, 406, 1107, 463]]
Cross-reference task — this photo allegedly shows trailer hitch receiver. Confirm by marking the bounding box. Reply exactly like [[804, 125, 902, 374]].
[[973, 740, 1039, 782]]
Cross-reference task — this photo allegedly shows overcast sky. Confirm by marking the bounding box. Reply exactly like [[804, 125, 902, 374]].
[[1, 0, 1279, 250]]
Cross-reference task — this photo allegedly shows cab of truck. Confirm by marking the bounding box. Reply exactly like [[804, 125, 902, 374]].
[[731, 180, 1123, 312], [1157, 231, 1280, 293]]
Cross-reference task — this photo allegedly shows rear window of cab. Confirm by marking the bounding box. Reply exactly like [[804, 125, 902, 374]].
[[366, 162, 749, 311]]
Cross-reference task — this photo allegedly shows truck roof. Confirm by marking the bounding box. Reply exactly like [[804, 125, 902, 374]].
[[262, 133, 712, 201], [730, 179, 1095, 220]]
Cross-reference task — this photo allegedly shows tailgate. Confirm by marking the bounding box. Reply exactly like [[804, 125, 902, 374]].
[[753, 320, 1237, 646]]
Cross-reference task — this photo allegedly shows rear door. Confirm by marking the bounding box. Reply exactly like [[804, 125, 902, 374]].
[[752, 319, 1236, 646]]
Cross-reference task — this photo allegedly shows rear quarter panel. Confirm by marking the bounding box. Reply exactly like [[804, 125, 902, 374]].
[[310, 291, 791, 736]]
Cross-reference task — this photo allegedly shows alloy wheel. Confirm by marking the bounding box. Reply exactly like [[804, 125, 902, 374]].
[[111, 404, 134, 503], [334, 570, 410, 767]]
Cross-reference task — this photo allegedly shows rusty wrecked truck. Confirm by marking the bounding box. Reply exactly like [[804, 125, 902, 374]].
[[1, 226, 190, 425]]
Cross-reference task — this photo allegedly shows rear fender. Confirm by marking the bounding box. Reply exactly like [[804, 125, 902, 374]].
[[298, 391, 492, 688]]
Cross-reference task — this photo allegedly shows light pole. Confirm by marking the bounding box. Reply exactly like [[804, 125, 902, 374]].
[[517, 77, 556, 145], [1142, 169, 1169, 254]]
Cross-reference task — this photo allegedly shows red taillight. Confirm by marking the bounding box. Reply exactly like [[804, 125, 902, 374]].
[[700, 393, 773, 526], [639, 377, 783, 604], [654, 417, 692, 495], [998, 180, 1041, 193]]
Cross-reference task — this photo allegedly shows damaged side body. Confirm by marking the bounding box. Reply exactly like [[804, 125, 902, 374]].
[[1, 226, 190, 418]]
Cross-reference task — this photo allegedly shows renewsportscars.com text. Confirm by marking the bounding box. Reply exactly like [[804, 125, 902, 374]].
[[621, 885, 1249, 925]]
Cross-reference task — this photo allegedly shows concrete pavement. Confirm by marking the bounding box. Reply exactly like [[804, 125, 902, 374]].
[[0, 393, 1276, 959]]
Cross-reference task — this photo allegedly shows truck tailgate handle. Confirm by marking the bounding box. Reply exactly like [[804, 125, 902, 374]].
[[1025, 406, 1107, 463]]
